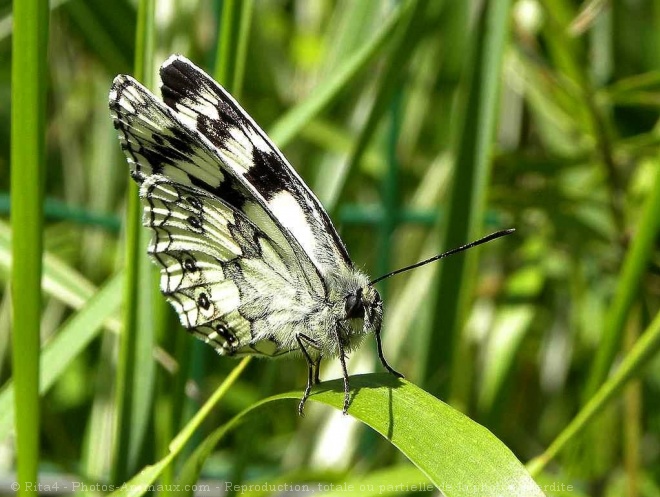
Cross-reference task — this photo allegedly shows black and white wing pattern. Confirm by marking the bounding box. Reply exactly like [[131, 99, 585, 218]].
[[139, 175, 316, 357], [158, 56, 354, 279], [109, 55, 398, 415]]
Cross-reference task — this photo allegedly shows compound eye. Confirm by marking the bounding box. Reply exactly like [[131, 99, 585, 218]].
[[345, 292, 365, 319]]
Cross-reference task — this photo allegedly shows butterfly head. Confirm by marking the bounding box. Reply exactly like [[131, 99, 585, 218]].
[[343, 285, 383, 338]]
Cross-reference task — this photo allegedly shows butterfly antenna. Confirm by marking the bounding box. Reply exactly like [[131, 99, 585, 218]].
[[370, 228, 515, 286]]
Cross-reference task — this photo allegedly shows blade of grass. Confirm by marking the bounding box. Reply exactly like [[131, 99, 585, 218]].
[[427, 0, 513, 405], [107, 357, 251, 497], [213, 0, 236, 86], [10, 0, 49, 494], [112, 0, 156, 482], [267, 0, 414, 149], [584, 164, 660, 399], [210, 0, 254, 109], [343, 0, 439, 209], [231, 0, 253, 99], [0, 272, 124, 439], [0, 221, 109, 312], [527, 309, 660, 476], [173, 375, 544, 497]]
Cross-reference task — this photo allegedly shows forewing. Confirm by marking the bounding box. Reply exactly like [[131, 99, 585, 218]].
[[159, 55, 354, 277], [109, 73, 324, 296]]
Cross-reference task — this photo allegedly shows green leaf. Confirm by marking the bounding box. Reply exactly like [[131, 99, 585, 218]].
[[175, 374, 544, 497], [0, 272, 123, 440], [107, 358, 252, 497], [11, 0, 49, 494], [112, 0, 157, 481], [267, 0, 413, 149], [528, 309, 660, 476], [310, 375, 543, 497], [584, 164, 660, 398]]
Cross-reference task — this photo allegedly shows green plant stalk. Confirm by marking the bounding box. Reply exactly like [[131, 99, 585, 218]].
[[10, 0, 48, 495], [231, 0, 254, 100], [584, 164, 660, 400], [345, 0, 428, 196], [107, 357, 251, 497], [623, 312, 641, 497], [427, 0, 512, 403], [0, 273, 123, 438], [543, 0, 624, 231], [112, 0, 155, 483], [527, 309, 660, 476], [214, 0, 235, 86], [268, 0, 414, 149]]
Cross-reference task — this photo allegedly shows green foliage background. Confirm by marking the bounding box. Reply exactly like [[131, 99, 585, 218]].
[[2, 0, 660, 496]]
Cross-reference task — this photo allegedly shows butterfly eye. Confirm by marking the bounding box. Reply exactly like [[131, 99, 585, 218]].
[[344, 292, 365, 319]]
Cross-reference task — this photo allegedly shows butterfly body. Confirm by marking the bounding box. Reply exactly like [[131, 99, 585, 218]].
[[110, 55, 399, 414]]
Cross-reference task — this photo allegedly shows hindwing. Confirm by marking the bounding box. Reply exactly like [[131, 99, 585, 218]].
[[140, 175, 321, 356]]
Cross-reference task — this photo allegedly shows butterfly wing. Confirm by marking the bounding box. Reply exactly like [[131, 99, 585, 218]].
[[110, 57, 392, 415], [142, 175, 326, 356], [158, 55, 355, 279], [109, 75, 329, 357]]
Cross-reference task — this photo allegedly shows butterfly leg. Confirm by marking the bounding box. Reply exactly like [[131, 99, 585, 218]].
[[335, 338, 351, 415], [375, 326, 404, 378], [296, 334, 321, 416], [313, 356, 321, 385]]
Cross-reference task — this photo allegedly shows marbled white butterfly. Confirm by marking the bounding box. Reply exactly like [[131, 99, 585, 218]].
[[109, 55, 513, 415]]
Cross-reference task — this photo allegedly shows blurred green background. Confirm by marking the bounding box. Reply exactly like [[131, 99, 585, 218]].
[[1, 0, 660, 496]]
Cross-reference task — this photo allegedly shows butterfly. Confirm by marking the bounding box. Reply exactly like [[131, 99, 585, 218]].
[[109, 55, 514, 415]]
